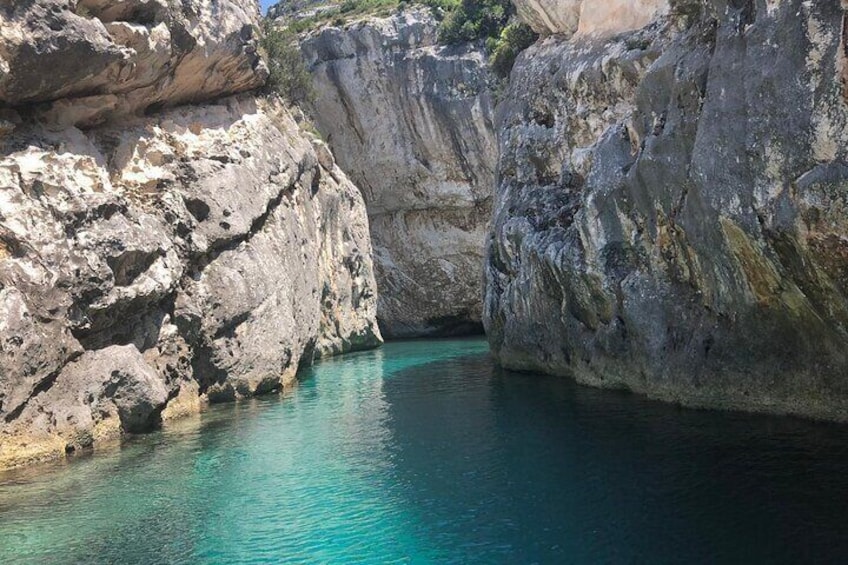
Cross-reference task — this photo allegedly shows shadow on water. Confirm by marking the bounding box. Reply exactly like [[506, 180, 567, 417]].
[[379, 352, 848, 563], [0, 338, 847, 564]]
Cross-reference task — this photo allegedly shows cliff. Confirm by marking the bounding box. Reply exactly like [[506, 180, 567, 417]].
[[300, 8, 497, 338], [485, 0, 848, 420], [0, 0, 381, 469]]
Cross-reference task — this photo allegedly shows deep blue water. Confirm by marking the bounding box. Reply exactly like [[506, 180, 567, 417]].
[[1, 338, 848, 563]]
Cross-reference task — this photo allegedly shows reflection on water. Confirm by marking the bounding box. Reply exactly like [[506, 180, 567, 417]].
[[1, 338, 848, 563]]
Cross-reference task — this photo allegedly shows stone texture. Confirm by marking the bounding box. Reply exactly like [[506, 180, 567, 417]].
[[486, 0, 848, 420], [0, 0, 268, 128], [300, 8, 497, 337], [0, 0, 381, 471], [514, 0, 668, 37], [513, 0, 582, 36], [268, 0, 338, 23], [0, 97, 381, 469]]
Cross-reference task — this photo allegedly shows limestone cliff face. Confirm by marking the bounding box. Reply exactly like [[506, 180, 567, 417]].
[[486, 0, 848, 420], [0, 1, 381, 469], [0, 0, 267, 129], [515, 0, 668, 37], [300, 9, 497, 338]]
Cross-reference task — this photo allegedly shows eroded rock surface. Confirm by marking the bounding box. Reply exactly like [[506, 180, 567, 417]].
[[486, 0, 848, 420], [514, 0, 668, 37], [300, 8, 497, 337], [0, 0, 268, 128], [0, 98, 381, 468], [0, 0, 381, 469]]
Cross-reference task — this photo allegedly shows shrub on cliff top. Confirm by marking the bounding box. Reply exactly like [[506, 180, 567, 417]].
[[432, 0, 537, 78], [261, 22, 315, 105], [435, 0, 511, 44]]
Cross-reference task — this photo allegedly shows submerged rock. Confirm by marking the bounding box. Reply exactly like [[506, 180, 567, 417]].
[[486, 0, 848, 420], [300, 8, 497, 338]]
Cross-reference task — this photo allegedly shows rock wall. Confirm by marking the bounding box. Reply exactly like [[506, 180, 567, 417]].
[[515, 0, 668, 37], [300, 9, 497, 338], [486, 0, 848, 420], [0, 1, 381, 469], [0, 0, 267, 128]]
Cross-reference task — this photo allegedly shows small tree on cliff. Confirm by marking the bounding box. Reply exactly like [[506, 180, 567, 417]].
[[436, 0, 511, 44], [260, 22, 315, 105], [487, 21, 537, 78], [433, 0, 537, 78]]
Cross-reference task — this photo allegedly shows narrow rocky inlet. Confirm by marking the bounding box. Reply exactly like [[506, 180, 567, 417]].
[[2, 0, 848, 561]]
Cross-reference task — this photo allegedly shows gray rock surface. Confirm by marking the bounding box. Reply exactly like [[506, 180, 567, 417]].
[[514, 0, 668, 37], [0, 0, 267, 128], [268, 0, 338, 23], [300, 8, 497, 337], [0, 98, 381, 469], [0, 0, 381, 469], [486, 0, 848, 420]]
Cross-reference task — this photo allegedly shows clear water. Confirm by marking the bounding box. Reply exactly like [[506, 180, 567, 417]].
[[1, 338, 848, 564]]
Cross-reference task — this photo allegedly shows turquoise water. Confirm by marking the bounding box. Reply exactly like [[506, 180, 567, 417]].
[[1, 338, 848, 563]]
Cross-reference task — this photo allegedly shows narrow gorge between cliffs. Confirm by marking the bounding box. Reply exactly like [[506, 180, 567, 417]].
[[3, 0, 848, 561]]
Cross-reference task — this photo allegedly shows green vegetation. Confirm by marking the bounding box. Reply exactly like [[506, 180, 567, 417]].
[[420, 0, 461, 17], [265, 0, 537, 87], [435, 0, 509, 44], [260, 22, 314, 104], [436, 0, 537, 77], [486, 21, 537, 78], [286, 0, 401, 33]]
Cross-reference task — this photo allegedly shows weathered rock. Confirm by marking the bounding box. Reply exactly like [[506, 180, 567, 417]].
[[0, 97, 381, 469], [268, 0, 338, 24], [486, 0, 848, 420], [300, 8, 497, 337], [513, 0, 582, 36], [0, 0, 268, 128], [0, 344, 169, 468], [514, 0, 669, 37]]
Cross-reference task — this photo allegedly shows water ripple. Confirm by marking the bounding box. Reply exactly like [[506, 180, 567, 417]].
[[1, 338, 848, 563]]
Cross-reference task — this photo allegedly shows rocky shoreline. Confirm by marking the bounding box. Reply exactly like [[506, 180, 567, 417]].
[[5, 0, 848, 471], [0, 0, 381, 470]]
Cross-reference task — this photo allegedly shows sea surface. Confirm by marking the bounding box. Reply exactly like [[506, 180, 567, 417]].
[[1, 338, 848, 563]]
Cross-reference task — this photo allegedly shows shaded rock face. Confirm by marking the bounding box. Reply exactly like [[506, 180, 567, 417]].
[[0, 0, 267, 128], [0, 0, 381, 469], [300, 9, 497, 338], [486, 0, 848, 420]]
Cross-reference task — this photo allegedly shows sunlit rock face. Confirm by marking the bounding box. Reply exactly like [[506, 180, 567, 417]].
[[0, 0, 381, 469], [0, 98, 381, 469], [0, 0, 268, 128], [513, 0, 668, 37], [576, 0, 669, 36], [513, 0, 581, 36], [486, 0, 848, 420], [300, 8, 497, 338]]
